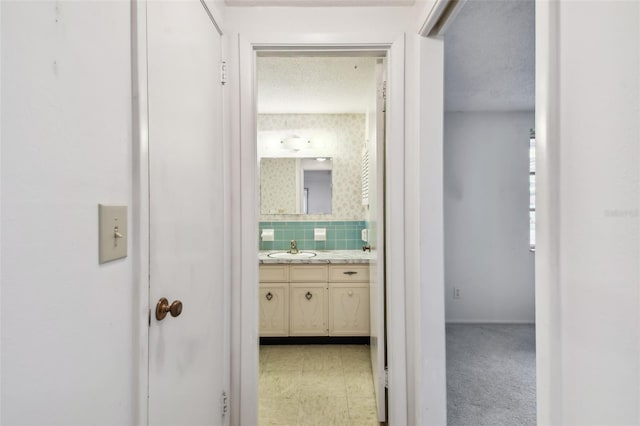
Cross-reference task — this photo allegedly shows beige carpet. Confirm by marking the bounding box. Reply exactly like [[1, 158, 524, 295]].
[[447, 324, 536, 426]]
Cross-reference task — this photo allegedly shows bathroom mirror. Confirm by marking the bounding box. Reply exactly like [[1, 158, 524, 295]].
[[260, 157, 333, 215]]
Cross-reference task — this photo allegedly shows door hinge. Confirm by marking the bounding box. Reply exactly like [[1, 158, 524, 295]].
[[220, 61, 228, 85], [382, 80, 387, 112], [384, 366, 389, 388], [221, 391, 229, 417]]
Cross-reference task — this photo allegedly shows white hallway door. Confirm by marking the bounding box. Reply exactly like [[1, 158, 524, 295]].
[[147, 0, 228, 425]]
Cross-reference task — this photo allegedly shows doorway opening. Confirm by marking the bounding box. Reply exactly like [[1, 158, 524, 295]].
[[256, 52, 386, 424], [234, 34, 408, 426], [441, 1, 537, 424]]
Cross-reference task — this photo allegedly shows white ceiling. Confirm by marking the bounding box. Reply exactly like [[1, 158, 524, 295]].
[[254, 0, 535, 113], [444, 0, 535, 111], [226, 0, 415, 6], [257, 56, 378, 114]]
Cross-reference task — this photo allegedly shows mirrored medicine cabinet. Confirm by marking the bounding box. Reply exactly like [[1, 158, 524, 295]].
[[260, 157, 333, 215]]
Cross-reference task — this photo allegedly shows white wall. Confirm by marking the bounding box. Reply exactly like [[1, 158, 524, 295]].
[[225, 4, 424, 34], [412, 34, 447, 426], [537, 1, 640, 424], [1, 2, 135, 424], [444, 111, 535, 323]]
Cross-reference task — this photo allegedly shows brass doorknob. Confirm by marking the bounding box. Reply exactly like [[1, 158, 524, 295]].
[[156, 297, 183, 320]]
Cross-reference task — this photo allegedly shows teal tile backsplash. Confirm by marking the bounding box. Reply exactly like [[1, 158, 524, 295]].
[[259, 221, 367, 251]]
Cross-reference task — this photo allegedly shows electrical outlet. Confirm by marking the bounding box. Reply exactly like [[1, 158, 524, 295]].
[[453, 288, 461, 299]]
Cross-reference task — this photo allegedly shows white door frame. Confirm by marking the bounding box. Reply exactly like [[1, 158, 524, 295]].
[[232, 32, 408, 426], [533, 1, 559, 423], [131, 1, 151, 423]]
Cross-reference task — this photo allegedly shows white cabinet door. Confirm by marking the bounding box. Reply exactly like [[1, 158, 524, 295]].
[[329, 283, 370, 336], [259, 284, 289, 337], [289, 283, 328, 336], [147, 1, 228, 425]]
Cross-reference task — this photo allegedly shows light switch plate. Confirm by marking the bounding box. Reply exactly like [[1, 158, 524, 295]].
[[99, 204, 128, 264]]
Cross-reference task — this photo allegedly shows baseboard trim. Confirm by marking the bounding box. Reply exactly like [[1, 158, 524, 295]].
[[260, 336, 370, 345], [446, 320, 536, 325]]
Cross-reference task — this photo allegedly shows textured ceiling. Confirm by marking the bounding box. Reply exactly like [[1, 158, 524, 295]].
[[257, 56, 378, 114], [255, 0, 535, 113], [444, 0, 535, 111]]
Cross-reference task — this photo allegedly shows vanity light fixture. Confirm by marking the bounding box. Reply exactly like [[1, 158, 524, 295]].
[[280, 135, 310, 152], [316, 157, 327, 162]]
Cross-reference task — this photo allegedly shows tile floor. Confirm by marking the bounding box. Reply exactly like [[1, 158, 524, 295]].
[[259, 344, 380, 426]]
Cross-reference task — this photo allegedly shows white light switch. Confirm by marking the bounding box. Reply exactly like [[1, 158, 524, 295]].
[[98, 204, 127, 264]]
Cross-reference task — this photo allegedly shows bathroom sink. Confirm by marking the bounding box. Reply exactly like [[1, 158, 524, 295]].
[[267, 251, 317, 259]]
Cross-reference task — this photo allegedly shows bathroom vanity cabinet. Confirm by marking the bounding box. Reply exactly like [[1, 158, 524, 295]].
[[259, 263, 370, 337]]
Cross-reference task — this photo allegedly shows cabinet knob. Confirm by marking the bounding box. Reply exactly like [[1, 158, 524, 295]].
[[348, 290, 354, 296], [305, 291, 313, 300], [265, 292, 273, 301]]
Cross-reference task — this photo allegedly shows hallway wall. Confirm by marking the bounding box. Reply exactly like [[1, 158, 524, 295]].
[[1, 2, 135, 424], [536, 1, 640, 423], [225, 3, 427, 34], [444, 111, 535, 323]]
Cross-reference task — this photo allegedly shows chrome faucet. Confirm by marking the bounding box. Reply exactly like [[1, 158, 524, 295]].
[[289, 240, 299, 254]]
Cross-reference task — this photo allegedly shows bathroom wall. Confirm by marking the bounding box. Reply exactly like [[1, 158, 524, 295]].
[[444, 111, 535, 323], [258, 114, 367, 221], [259, 221, 366, 251], [1, 1, 135, 424]]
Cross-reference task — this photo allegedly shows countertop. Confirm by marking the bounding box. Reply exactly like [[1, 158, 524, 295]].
[[259, 250, 373, 264]]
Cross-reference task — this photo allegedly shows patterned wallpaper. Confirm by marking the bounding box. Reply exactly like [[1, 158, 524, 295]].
[[258, 114, 367, 221], [260, 158, 298, 214]]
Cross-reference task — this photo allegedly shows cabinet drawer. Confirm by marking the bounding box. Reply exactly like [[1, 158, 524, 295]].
[[290, 265, 328, 282], [259, 264, 289, 282], [329, 264, 369, 282]]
